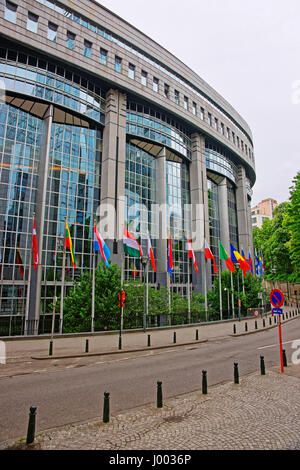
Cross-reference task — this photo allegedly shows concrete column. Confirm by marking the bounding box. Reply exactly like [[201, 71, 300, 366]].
[[28, 105, 53, 335], [236, 166, 250, 252], [218, 177, 230, 269], [189, 133, 211, 294], [99, 89, 127, 265], [155, 147, 167, 287]]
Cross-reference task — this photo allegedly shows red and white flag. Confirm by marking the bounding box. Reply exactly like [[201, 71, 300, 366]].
[[188, 238, 198, 274], [32, 218, 39, 270], [147, 232, 156, 272], [204, 239, 218, 274]]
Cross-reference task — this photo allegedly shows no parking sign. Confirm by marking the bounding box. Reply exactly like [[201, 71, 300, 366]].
[[270, 289, 285, 373]]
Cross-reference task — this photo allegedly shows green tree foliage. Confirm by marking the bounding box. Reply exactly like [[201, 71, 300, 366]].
[[253, 171, 300, 282], [283, 171, 300, 279]]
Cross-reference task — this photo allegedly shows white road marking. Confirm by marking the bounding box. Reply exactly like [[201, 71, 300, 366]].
[[258, 339, 300, 350]]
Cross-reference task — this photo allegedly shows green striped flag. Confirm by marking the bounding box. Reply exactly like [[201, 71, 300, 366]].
[[123, 227, 143, 258]]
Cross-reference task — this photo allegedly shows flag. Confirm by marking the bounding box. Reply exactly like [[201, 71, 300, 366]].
[[16, 248, 24, 277], [188, 238, 198, 274], [167, 234, 174, 279], [259, 251, 264, 278], [94, 224, 110, 268], [232, 245, 251, 273], [230, 243, 238, 263], [219, 241, 235, 273], [204, 239, 217, 274], [241, 249, 248, 277], [123, 227, 143, 258], [131, 261, 138, 277], [32, 218, 39, 270], [65, 221, 76, 268], [147, 232, 156, 272], [248, 249, 254, 277], [255, 248, 259, 276]]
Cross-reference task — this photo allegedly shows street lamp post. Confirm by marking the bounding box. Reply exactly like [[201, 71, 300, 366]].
[[271, 268, 276, 290], [51, 296, 58, 340], [235, 263, 241, 322], [141, 256, 149, 333], [224, 287, 230, 318]]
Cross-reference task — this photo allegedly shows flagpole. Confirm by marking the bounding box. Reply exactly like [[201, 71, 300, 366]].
[[59, 218, 67, 335], [204, 255, 208, 322], [91, 220, 96, 333], [24, 249, 32, 336], [218, 242, 223, 321], [187, 253, 191, 324], [231, 271, 235, 319]]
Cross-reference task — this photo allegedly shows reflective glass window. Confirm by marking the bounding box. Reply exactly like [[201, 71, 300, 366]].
[[27, 12, 38, 33], [5, 1, 17, 23], [48, 22, 58, 42], [66, 31, 76, 50]]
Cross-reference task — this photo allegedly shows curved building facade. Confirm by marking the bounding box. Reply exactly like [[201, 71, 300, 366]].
[[0, 0, 255, 332]]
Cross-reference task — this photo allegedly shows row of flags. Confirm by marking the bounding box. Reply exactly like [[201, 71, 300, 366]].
[[12, 218, 265, 281]]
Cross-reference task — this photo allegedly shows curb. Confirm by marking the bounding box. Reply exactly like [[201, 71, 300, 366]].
[[31, 339, 209, 361]]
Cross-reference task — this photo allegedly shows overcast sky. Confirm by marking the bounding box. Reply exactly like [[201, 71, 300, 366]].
[[97, 0, 299, 206]]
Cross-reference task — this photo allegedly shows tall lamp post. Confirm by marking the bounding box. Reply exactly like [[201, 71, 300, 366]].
[[235, 263, 241, 322], [271, 268, 276, 290], [224, 287, 230, 318], [141, 256, 149, 333]]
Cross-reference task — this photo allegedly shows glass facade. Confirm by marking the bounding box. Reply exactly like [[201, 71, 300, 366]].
[[166, 160, 190, 288], [227, 183, 239, 247], [124, 142, 156, 281], [207, 178, 220, 278], [0, 46, 106, 124], [41, 124, 102, 313], [0, 103, 42, 314], [126, 100, 192, 160]]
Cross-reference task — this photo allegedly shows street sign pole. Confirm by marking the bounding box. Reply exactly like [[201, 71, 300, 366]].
[[270, 289, 285, 373], [278, 315, 284, 373]]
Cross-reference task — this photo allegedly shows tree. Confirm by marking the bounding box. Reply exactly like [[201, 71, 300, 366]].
[[283, 171, 300, 280]]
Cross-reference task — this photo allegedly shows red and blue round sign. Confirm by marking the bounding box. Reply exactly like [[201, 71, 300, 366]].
[[270, 289, 284, 308]]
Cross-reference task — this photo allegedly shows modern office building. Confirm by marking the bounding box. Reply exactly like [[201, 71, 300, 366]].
[[251, 198, 278, 228], [0, 0, 255, 332]]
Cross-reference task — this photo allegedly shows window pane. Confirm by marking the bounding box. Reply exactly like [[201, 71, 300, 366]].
[[5, 1, 17, 23]]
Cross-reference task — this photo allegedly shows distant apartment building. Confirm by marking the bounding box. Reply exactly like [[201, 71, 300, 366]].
[[251, 198, 278, 228]]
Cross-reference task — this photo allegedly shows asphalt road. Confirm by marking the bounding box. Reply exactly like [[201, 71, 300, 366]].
[[1, 318, 300, 444]]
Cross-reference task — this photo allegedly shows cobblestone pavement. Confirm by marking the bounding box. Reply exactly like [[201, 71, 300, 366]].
[[5, 368, 300, 451]]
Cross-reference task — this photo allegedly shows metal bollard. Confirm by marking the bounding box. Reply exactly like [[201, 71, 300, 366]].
[[157, 381, 163, 408], [103, 392, 110, 423], [260, 356, 266, 375], [147, 334, 151, 347], [283, 350, 287, 367], [118, 335, 122, 350], [173, 332, 176, 344], [26, 406, 37, 445], [49, 340, 53, 356], [263, 319, 265, 328], [202, 370, 207, 395], [233, 324, 236, 334], [234, 363, 239, 384], [196, 329, 199, 341], [269, 317, 272, 325], [255, 321, 258, 330], [245, 322, 248, 332], [85, 339, 89, 353]]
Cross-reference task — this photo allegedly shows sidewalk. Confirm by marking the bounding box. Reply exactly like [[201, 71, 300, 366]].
[[2, 308, 298, 364], [4, 367, 300, 450], [1, 308, 300, 451]]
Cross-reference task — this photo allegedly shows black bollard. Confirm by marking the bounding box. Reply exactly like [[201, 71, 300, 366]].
[[173, 332, 176, 344], [202, 370, 207, 395], [260, 356, 266, 375], [157, 381, 163, 408], [26, 406, 37, 445], [269, 317, 272, 325], [49, 340, 53, 356], [263, 319, 265, 328], [118, 335, 122, 350], [103, 392, 110, 423], [245, 322, 248, 332], [255, 320, 258, 330], [147, 334, 151, 347], [196, 329, 199, 341], [234, 363, 239, 384], [233, 324, 236, 334], [85, 339, 89, 353], [283, 350, 287, 367]]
